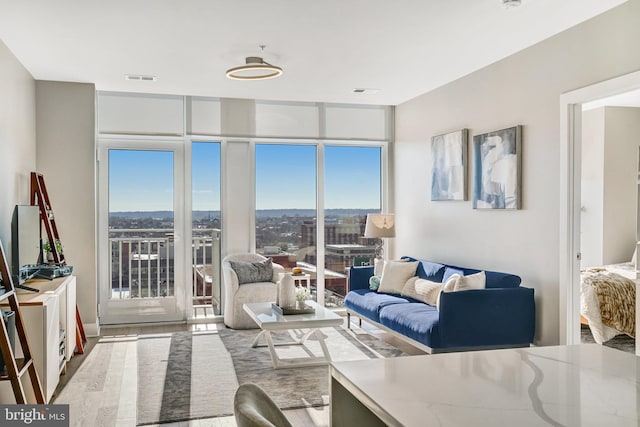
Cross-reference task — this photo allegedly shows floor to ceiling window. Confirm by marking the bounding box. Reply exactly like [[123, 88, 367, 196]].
[[255, 142, 384, 308], [255, 144, 318, 300], [324, 146, 382, 306], [96, 93, 391, 321], [191, 142, 222, 317]]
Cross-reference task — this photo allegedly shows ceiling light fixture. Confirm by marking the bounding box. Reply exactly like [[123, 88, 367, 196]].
[[226, 46, 283, 81]]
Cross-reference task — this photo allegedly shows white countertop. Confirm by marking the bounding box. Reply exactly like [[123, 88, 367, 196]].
[[331, 344, 640, 426]]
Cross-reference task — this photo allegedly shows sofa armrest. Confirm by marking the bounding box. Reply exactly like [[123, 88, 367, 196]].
[[348, 266, 375, 291], [438, 287, 535, 348]]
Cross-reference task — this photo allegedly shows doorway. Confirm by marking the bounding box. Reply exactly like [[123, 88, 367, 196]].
[[97, 140, 186, 324], [560, 69, 640, 351]]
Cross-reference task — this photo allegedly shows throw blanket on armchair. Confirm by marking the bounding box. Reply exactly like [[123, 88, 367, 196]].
[[582, 271, 635, 340]]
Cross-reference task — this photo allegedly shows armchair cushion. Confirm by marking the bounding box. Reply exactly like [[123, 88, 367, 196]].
[[344, 289, 412, 323], [229, 258, 274, 285]]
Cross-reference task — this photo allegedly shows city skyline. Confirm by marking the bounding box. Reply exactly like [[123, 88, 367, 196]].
[[109, 144, 382, 212]]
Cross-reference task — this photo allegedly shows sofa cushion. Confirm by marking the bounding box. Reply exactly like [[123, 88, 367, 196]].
[[444, 265, 521, 289], [345, 289, 412, 323], [379, 303, 442, 348], [378, 260, 419, 294], [401, 257, 446, 282], [229, 258, 274, 285]]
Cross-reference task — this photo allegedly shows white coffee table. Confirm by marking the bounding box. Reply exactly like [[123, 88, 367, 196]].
[[242, 300, 343, 369]]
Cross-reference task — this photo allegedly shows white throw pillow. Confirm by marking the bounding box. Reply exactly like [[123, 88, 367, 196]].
[[437, 274, 460, 309], [454, 271, 486, 291], [378, 260, 419, 294], [374, 258, 385, 276], [402, 277, 442, 306], [442, 274, 461, 293], [400, 276, 419, 297], [374, 258, 408, 277]]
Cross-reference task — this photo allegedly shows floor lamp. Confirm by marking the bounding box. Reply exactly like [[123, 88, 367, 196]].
[[364, 213, 395, 263]]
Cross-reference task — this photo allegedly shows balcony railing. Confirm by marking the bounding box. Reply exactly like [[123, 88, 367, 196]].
[[109, 228, 221, 313]]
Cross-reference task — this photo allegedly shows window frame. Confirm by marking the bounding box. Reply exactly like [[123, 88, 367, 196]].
[[251, 138, 390, 307]]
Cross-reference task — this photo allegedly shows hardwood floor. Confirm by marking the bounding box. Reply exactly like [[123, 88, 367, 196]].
[[52, 316, 422, 427]]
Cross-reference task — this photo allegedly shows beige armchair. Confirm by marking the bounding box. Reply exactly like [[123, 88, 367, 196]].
[[222, 253, 284, 329]]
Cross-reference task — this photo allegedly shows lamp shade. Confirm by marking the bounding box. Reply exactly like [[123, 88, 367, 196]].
[[364, 214, 396, 238]]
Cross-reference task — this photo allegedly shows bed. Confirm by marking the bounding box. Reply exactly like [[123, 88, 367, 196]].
[[580, 259, 637, 344]]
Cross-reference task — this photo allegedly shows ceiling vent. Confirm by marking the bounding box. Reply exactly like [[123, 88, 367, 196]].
[[502, 0, 522, 7], [353, 88, 380, 94], [124, 74, 157, 82]]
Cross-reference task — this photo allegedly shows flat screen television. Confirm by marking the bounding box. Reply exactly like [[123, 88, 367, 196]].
[[11, 205, 42, 282]]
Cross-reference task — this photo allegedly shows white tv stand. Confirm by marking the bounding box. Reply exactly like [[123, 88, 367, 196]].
[[0, 275, 76, 403]]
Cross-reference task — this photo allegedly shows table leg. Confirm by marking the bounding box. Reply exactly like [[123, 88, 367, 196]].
[[297, 328, 316, 345], [263, 331, 280, 369], [315, 328, 332, 362], [251, 329, 267, 348], [250, 328, 334, 369]]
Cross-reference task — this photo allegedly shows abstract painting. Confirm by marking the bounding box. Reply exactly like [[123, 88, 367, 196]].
[[472, 125, 522, 209], [431, 129, 468, 201]]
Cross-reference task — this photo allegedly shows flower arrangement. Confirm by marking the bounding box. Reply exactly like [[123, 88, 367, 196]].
[[295, 285, 311, 302]]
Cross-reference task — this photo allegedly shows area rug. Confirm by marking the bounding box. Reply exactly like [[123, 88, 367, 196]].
[[136, 331, 239, 425], [136, 326, 406, 425], [581, 324, 635, 354], [217, 326, 407, 411]]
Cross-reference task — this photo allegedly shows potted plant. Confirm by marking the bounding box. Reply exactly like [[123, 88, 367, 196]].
[[42, 239, 63, 263]]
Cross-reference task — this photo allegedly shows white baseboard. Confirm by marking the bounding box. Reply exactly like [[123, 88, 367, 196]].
[[84, 322, 100, 337]]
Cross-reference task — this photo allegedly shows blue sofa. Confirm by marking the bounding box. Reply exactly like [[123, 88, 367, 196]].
[[345, 257, 535, 353]]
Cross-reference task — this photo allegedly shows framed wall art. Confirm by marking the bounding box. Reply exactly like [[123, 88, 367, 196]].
[[472, 125, 522, 210], [431, 128, 468, 201]]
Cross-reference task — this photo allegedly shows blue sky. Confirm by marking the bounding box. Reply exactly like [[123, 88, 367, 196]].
[[109, 149, 174, 212], [109, 143, 380, 212]]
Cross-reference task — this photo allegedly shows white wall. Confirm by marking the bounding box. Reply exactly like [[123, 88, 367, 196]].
[[581, 106, 640, 267], [603, 107, 640, 264], [36, 81, 97, 334], [0, 39, 35, 265], [394, 0, 640, 345], [580, 108, 605, 267]]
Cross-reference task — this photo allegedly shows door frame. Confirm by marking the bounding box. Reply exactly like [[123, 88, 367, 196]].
[[560, 69, 640, 346], [97, 136, 188, 324]]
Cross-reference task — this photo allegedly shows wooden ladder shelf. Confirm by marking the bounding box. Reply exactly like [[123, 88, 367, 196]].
[[0, 241, 45, 404], [30, 172, 86, 354]]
